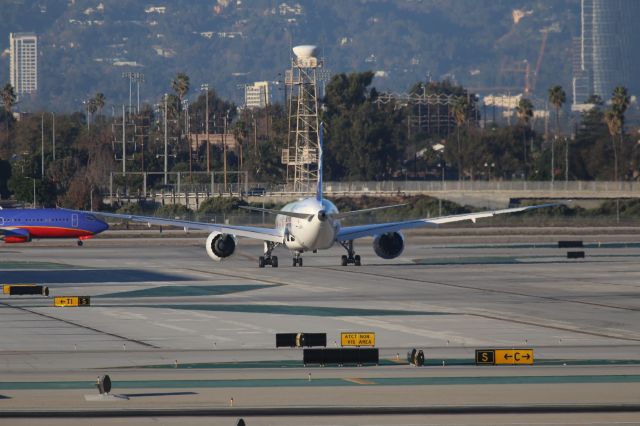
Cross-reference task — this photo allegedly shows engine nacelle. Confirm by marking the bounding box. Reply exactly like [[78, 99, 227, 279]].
[[4, 236, 30, 243], [205, 232, 237, 261], [373, 231, 405, 259]]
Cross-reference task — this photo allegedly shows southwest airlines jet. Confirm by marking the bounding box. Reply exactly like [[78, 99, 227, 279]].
[[86, 125, 556, 267], [0, 208, 108, 245]]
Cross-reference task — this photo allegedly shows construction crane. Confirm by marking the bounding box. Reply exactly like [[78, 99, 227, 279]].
[[529, 23, 560, 95]]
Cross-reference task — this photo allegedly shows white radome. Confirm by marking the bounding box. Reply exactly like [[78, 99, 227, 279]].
[[293, 45, 318, 59]]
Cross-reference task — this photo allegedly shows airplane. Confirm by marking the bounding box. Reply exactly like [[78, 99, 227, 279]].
[[0, 207, 109, 246], [84, 124, 557, 267]]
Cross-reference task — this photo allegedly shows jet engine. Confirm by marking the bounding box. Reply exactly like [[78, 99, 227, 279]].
[[4, 236, 30, 243], [205, 232, 237, 261], [373, 231, 405, 259]]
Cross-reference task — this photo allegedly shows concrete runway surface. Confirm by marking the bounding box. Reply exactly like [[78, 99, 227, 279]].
[[1, 228, 640, 425]]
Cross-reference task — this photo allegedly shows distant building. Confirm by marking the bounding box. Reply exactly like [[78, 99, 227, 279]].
[[244, 81, 271, 109], [573, 0, 640, 107], [9, 32, 38, 98], [144, 6, 166, 14]]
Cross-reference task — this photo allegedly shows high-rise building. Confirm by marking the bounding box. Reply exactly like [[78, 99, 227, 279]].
[[244, 81, 271, 109], [9, 32, 38, 98], [573, 0, 640, 108]]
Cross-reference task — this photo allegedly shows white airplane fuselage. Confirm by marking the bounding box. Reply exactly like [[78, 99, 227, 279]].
[[275, 198, 340, 251]]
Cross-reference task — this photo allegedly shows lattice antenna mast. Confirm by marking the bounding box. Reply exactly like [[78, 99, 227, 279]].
[[282, 45, 321, 193]]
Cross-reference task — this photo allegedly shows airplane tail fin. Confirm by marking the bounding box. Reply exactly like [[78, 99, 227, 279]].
[[316, 122, 324, 201]]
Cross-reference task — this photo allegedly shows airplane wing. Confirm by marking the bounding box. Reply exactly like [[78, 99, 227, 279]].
[[330, 203, 407, 220], [238, 206, 313, 220], [85, 211, 285, 243], [238, 203, 407, 221], [0, 227, 28, 235], [0, 227, 31, 240], [336, 203, 558, 241]]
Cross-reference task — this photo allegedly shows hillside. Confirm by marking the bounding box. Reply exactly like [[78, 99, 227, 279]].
[[0, 0, 577, 111]]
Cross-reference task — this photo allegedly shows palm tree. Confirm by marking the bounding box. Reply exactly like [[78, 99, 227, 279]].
[[611, 86, 630, 180], [515, 98, 534, 175], [171, 72, 190, 105], [611, 86, 630, 117], [93, 92, 106, 115], [1, 83, 16, 140], [604, 109, 622, 181], [0, 83, 16, 115], [172, 73, 190, 160], [548, 85, 566, 183], [451, 97, 470, 181]]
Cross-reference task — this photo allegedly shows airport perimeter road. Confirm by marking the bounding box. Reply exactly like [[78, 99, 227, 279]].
[[1, 229, 640, 424]]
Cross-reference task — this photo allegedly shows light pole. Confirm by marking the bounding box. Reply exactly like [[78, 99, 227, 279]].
[[51, 112, 55, 161], [122, 104, 126, 176], [82, 100, 90, 131], [223, 109, 229, 190], [484, 162, 495, 181], [437, 160, 445, 216], [164, 93, 168, 186], [26, 177, 36, 208], [40, 113, 44, 177], [122, 72, 134, 113], [183, 99, 192, 179], [201, 84, 210, 172], [134, 72, 144, 114], [551, 135, 556, 187]]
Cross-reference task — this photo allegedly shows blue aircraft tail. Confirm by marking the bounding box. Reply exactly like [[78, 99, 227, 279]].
[[316, 123, 324, 201]]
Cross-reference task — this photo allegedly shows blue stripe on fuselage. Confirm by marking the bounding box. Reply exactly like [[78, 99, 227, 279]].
[[0, 209, 108, 236]]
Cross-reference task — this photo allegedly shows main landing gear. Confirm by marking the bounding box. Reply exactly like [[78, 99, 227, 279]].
[[339, 240, 361, 266], [77, 240, 84, 247], [258, 242, 279, 268]]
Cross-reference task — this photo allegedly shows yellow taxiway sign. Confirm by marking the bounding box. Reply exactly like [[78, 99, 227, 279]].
[[341, 332, 375, 347]]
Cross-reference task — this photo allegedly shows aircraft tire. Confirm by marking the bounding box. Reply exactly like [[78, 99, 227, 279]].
[[258, 256, 265, 268], [77, 240, 84, 247], [341, 255, 348, 266], [354, 255, 361, 266], [272, 256, 278, 268]]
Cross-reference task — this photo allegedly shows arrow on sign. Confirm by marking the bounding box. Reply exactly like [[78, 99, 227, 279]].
[[504, 354, 512, 360], [522, 354, 531, 360]]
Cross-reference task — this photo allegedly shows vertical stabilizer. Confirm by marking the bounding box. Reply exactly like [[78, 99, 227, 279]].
[[316, 122, 324, 201]]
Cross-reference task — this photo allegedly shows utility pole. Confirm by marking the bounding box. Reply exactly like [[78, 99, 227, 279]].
[[201, 84, 210, 172], [164, 93, 168, 186]]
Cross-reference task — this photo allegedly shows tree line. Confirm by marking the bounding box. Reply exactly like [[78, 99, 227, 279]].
[[0, 72, 637, 209]]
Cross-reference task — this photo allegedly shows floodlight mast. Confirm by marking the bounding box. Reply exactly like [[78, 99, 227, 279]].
[[282, 45, 322, 193]]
